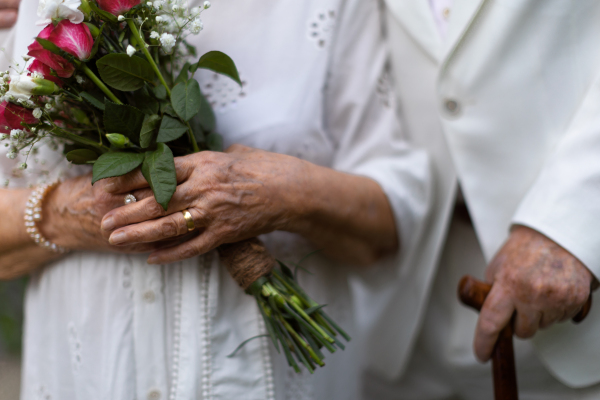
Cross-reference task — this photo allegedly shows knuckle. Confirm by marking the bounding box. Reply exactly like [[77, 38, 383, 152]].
[[143, 200, 166, 218], [160, 218, 180, 238]]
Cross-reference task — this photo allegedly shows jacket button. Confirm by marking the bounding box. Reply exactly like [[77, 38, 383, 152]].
[[444, 99, 460, 115], [147, 389, 161, 400]]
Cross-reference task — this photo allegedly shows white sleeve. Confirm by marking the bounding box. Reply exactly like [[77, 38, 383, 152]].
[[321, 0, 433, 378], [324, 0, 431, 256], [513, 69, 600, 277]]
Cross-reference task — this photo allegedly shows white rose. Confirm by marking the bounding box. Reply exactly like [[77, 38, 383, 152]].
[[7, 75, 37, 101], [37, 0, 85, 26]]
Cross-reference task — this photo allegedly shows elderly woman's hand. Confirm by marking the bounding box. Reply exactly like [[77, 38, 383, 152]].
[[100, 144, 308, 264], [100, 144, 398, 266], [39, 173, 186, 253]]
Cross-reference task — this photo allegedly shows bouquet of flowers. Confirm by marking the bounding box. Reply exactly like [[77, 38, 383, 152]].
[[2, 0, 349, 373]]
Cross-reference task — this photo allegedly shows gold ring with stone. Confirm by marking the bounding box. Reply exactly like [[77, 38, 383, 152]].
[[181, 209, 195, 232]]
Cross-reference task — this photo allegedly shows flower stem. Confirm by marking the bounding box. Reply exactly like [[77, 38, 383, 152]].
[[80, 64, 122, 105], [185, 121, 200, 153], [127, 20, 171, 97], [50, 126, 110, 153]]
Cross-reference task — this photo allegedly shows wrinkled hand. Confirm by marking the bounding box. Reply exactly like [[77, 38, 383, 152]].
[[100, 144, 308, 264], [40, 173, 186, 253], [474, 225, 596, 362], [0, 0, 18, 28]]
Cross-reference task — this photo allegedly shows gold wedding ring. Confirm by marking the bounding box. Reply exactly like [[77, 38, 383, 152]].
[[181, 209, 195, 232]]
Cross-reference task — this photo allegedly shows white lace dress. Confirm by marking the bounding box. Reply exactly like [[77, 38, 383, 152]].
[[7, 0, 431, 399]]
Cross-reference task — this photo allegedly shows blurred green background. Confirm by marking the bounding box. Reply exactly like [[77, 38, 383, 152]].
[[0, 278, 26, 355]]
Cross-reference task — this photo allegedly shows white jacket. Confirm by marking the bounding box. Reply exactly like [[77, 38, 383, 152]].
[[382, 0, 600, 388]]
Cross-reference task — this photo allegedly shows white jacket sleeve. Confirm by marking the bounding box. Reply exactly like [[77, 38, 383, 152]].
[[512, 69, 600, 277]]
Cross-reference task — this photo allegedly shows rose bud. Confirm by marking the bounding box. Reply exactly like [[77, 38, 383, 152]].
[[6, 74, 60, 101], [36, 0, 85, 26], [105, 133, 132, 148], [97, 0, 141, 16], [27, 59, 63, 86]]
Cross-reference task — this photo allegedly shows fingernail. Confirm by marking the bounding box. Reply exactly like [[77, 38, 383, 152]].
[[101, 216, 115, 231], [147, 255, 159, 264], [109, 231, 127, 245], [103, 182, 116, 193]]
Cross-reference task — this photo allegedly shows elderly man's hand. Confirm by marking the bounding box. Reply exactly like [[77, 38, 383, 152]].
[[0, 0, 18, 28], [474, 225, 596, 362]]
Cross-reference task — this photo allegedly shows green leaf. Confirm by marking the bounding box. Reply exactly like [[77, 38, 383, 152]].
[[97, 53, 155, 91], [140, 114, 161, 148], [192, 51, 241, 86], [196, 90, 216, 133], [89, 1, 118, 22], [104, 101, 145, 144], [92, 152, 144, 184], [171, 79, 202, 121], [157, 115, 188, 143], [81, 91, 105, 110], [160, 101, 176, 116], [206, 132, 223, 151], [66, 149, 99, 165], [141, 143, 176, 210], [174, 62, 191, 85], [154, 84, 167, 100], [131, 86, 159, 115]]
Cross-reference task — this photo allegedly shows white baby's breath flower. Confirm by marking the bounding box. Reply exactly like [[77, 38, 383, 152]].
[[22, 55, 32, 62], [33, 108, 43, 119], [19, 162, 27, 170], [159, 33, 176, 53], [36, 0, 84, 26], [155, 15, 164, 22], [190, 18, 203, 34], [150, 31, 160, 39], [31, 72, 43, 79], [75, 75, 85, 84], [10, 129, 22, 138], [6, 152, 16, 159], [171, 4, 179, 11], [146, 1, 152, 5], [126, 45, 136, 57], [45, 103, 52, 110], [203, 1, 210, 9], [118, 15, 125, 21], [0, 133, 8, 140]]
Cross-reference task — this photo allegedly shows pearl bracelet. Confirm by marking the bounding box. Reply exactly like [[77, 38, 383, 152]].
[[24, 180, 69, 254]]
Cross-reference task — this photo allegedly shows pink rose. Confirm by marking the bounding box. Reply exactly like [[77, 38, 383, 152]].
[[27, 24, 76, 78], [27, 21, 94, 77], [27, 59, 63, 86], [0, 102, 39, 133], [97, 0, 140, 16]]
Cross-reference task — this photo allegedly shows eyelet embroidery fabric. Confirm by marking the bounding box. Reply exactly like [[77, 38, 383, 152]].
[[199, 70, 248, 114], [67, 322, 82, 373], [307, 10, 336, 49]]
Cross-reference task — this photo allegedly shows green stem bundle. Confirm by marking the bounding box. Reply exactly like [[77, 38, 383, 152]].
[[244, 262, 351, 373]]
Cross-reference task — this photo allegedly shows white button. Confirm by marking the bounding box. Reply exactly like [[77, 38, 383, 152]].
[[147, 389, 161, 400], [444, 99, 460, 115], [143, 290, 156, 303]]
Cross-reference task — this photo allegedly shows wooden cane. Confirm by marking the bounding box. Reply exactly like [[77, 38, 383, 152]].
[[458, 275, 592, 400]]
